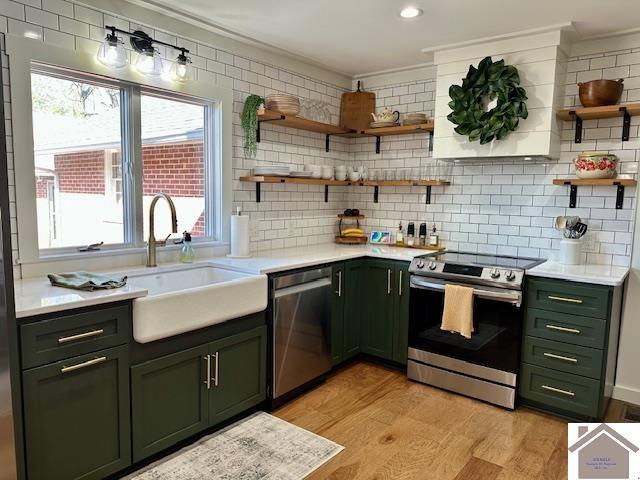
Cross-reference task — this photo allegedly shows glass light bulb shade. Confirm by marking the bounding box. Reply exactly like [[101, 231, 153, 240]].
[[135, 49, 163, 76], [97, 39, 128, 68], [170, 56, 194, 82]]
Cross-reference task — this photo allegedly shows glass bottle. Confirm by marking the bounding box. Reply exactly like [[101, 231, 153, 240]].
[[180, 231, 195, 263]]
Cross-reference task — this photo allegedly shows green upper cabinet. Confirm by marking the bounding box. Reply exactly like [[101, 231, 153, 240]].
[[392, 262, 410, 365], [22, 345, 131, 480], [131, 344, 210, 462], [343, 259, 366, 360], [330, 262, 345, 365], [208, 325, 267, 426], [361, 259, 397, 361]]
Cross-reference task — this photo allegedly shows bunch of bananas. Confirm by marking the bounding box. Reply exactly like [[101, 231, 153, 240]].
[[340, 228, 365, 238]]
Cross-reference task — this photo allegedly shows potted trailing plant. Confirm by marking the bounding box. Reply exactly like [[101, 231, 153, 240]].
[[241, 94, 265, 157]]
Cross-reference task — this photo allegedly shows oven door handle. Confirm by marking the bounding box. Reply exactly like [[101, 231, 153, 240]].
[[409, 276, 522, 307]]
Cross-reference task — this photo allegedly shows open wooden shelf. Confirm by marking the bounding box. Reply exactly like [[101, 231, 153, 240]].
[[556, 103, 640, 121], [255, 110, 434, 153], [556, 102, 640, 143], [552, 178, 637, 187], [257, 111, 352, 135], [553, 178, 637, 209], [240, 175, 450, 204], [361, 122, 434, 136]]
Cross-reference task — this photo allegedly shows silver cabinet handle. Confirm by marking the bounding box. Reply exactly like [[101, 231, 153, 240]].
[[387, 269, 392, 295], [546, 324, 581, 334], [212, 352, 219, 387], [58, 329, 104, 344], [398, 270, 403, 296], [543, 352, 578, 363], [335, 271, 342, 297], [541, 384, 575, 397], [547, 295, 583, 304], [204, 354, 211, 389], [61, 356, 106, 373]]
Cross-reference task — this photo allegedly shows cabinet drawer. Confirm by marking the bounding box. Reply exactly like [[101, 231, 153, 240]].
[[525, 308, 607, 349], [21, 305, 129, 369], [526, 278, 610, 319], [519, 363, 600, 418], [522, 336, 603, 380]]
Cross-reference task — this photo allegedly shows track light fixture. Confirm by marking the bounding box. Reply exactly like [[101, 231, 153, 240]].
[[97, 26, 193, 82]]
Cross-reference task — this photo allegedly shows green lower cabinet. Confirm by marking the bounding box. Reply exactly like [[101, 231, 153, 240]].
[[208, 326, 267, 426], [131, 325, 267, 462], [131, 344, 210, 462], [330, 259, 410, 366], [520, 363, 601, 418], [330, 262, 345, 365], [361, 259, 396, 361], [343, 259, 365, 360], [392, 262, 410, 365], [22, 345, 131, 480]]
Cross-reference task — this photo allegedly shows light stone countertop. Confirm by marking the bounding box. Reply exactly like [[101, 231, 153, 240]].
[[13, 243, 428, 318], [14, 243, 630, 318], [525, 260, 629, 287]]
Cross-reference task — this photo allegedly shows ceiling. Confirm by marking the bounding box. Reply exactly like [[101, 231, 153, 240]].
[[137, 0, 640, 76]]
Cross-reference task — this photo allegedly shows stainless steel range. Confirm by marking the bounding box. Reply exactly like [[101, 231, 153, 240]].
[[407, 251, 545, 409]]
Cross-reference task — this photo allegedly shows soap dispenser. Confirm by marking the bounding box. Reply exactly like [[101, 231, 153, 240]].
[[180, 231, 195, 263]]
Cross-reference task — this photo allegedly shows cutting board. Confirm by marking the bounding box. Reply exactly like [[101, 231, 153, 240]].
[[340, 81, 375, 132]]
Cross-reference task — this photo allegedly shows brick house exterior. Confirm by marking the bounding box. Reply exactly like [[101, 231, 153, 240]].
[[36, 140, 206, 236]]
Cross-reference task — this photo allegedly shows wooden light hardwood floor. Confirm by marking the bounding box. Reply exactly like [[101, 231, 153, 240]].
[[273, 361, 630, 480]]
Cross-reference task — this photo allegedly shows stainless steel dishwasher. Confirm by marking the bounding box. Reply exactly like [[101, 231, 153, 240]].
[[270, 266, 332, 405]]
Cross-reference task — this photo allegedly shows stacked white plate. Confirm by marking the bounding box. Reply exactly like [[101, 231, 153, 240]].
[[253, 166, 290, 176], [266, 94, 300, 115], [403, 113, 428, 125], [290, 171, 313, 178], [370, 121, 399, 128]]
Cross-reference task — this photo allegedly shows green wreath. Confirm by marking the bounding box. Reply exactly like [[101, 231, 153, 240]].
[[447, 56, 528, 144]]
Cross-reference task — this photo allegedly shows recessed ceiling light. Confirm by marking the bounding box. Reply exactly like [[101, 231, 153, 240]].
[[400, 6, 423, 18]]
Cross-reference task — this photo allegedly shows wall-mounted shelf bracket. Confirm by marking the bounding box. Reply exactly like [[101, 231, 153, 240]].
[[568, 183, 578, 208], [615, 182, 625, 209], [428, 132, 434, 152], [621, 107, 631, 142], [324, 185, 329, 203], [255, 182, 261, 203], [570, 111, 583, 143], [375, 136, 381, 154], [425, 185, 432, 204], [256, 114, 286, 143], [374, 185, 379, 203], [325, 134, 330, 152]]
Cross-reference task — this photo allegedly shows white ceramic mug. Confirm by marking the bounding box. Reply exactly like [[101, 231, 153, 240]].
[[321, 166, 334, 179], [308, 165, 322, 178], [336, 170, 347, 181]]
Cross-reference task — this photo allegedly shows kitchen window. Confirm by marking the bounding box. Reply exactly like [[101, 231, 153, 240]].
[[29, 67, 217, 254]]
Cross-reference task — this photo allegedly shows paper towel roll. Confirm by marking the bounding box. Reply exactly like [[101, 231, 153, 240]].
[[230, 214, 250, 258]]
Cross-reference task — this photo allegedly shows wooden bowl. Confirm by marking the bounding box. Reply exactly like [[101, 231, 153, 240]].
[[578, 79, 624, 107]]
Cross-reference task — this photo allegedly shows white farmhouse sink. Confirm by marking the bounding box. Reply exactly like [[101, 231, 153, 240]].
[[128, 265, 267, 343]]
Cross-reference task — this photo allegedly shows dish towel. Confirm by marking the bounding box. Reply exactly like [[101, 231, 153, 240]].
[[48, 271, 127, 291], [440, 284, 474, 339]]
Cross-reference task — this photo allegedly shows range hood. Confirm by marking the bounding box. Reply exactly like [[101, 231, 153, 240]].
[[432, 30, 570, 160]]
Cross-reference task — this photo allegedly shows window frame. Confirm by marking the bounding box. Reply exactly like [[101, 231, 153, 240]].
[[7, 35, 233, 271]]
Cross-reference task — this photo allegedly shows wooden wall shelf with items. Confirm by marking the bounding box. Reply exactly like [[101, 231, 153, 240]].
[[359, 122, 435, 154], [552, 178, 637, 209], [254, 110, 435, 154], [239, 176, 450, 204], [556, 102, 640, 143]]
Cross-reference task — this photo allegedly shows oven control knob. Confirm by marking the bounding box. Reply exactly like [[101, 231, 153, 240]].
[[506, 270, 516, 281], [428, 261, 437, 271], [490, 268, 501, 279], [416, 260, 425, 269]]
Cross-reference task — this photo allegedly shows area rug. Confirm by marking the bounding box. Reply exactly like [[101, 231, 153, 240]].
[[124, 412, 344, 479]]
